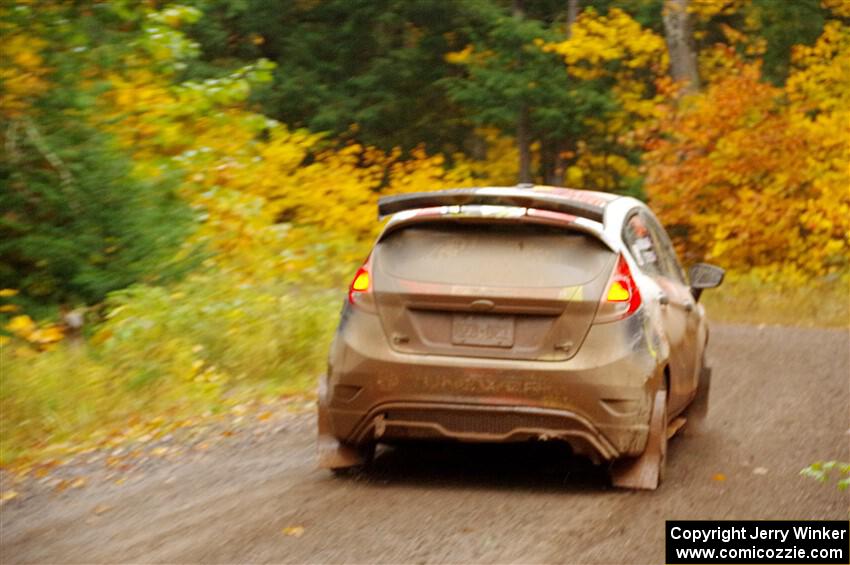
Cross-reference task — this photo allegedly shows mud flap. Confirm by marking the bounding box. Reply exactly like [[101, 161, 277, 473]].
[[687, 366, 711, 424], [317, 398, 368, 470], [317, 434, 368, 469], [610, 389, 667, 491]]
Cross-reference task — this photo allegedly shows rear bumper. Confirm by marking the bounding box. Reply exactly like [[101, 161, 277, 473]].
[[321, 306, 664, 460], [342, 401, 620, 460]]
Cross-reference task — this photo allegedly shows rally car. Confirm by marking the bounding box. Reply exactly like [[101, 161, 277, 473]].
[[318, 186, 723, 489]]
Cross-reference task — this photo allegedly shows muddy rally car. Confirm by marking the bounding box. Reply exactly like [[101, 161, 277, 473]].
[[317, 186, 723, 489]]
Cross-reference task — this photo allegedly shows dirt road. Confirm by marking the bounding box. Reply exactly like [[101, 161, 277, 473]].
[[2, 324, 848, 564]]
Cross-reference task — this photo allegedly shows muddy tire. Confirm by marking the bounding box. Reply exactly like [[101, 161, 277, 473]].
[[655, 387, 668, 484], [686, 363, 711, 428]]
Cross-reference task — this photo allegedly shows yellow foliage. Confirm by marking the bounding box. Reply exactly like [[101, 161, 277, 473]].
[[822, 0, 850, 18], [445, 44, 474, 65], [4, 315, 64, 351], [689, 0, 748, 21], [464, 128, 521, 187], [0, 32, 49, 117], [5, 315, 36, 338], [545, 9, 668, 190], [546, 8, 668, 78], [97, 59, 482, 283]]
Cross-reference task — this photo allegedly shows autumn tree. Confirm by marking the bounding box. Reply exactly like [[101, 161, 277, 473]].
[[644, 5, 850, 277], [442, 2, 618, 185], [0, 3, 193, 308], [544, 7, 669, 193]]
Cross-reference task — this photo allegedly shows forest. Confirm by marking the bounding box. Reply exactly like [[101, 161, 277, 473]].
[[1, 0, 848, 469]]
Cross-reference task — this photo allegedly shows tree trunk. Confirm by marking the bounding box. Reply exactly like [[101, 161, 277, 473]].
[[567, 0, 579, 36], [662, 0, 700, 93], [512, 0, 524, 18], [542, 0, 579, 187], [552, 142, 565, 185], [517, 105, 532, 184], [513, 0, 533, 184]]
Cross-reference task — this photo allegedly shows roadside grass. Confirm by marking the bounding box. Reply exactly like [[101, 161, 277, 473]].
[[0, 271, 340, 468], [702, 273, 850, 328]]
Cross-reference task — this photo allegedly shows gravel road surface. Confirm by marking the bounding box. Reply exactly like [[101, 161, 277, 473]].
[[2, 324, 848, 564]]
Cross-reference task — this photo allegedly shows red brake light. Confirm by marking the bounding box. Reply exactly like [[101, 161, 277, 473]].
[[601, 254, 642, 320], [348, 265, 371, 305]]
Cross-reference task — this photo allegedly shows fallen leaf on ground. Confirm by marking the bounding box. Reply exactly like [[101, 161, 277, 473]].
[[712, 473, 726, 482], [71, 477, 87, 489], [93, 504, 112, 515], [1, 490, 18, 503], [282, 526, 305, 538], [150, 447, 168, 457]]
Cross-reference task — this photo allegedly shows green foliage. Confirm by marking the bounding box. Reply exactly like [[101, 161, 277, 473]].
[[441, 5, 616, 143], [0, 271, 339, 464], [0, 2, 196, 309], [749, 0, 827, 84], [188, 0, 475, 153], [801, 461, 850, 491], [0, 116, 193, 308], [582, 0, 664, 32]]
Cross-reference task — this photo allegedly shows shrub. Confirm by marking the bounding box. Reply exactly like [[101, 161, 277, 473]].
[[0, 270, 339, 465]]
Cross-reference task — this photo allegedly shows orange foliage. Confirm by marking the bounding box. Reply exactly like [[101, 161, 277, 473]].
[[644, 31, 850, 278]]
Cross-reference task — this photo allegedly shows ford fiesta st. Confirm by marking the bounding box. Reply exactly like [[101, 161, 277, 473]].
[[317, 186, 724, 489]]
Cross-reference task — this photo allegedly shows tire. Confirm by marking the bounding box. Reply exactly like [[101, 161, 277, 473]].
[[657, 389, 668, 484], [686, 359, 711, 428]]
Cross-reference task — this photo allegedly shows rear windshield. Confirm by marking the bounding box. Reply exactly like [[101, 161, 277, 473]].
[[376, 222, 613, 287]]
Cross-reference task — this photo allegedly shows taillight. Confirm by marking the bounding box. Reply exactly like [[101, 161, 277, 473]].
[[348, 266, 370, 304], [348, 255, 373, 306], [598, 254, 642, 322]]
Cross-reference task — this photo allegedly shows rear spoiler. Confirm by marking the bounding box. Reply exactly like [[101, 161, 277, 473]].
[[378, 187, 608, 223]]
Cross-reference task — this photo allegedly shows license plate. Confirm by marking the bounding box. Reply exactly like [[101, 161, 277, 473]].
[[451, 314, 514, 347]]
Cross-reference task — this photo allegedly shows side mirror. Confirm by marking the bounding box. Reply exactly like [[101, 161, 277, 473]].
[[689, 263, 725, 301]]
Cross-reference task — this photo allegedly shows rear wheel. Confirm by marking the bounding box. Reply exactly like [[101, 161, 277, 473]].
[[654, 382, 669, 484], [685, 357, 711, 428]]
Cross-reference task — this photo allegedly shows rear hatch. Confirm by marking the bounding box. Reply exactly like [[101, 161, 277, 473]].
[[372, 221, 615, 361]]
